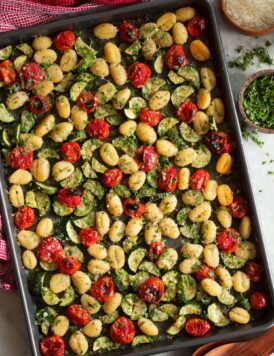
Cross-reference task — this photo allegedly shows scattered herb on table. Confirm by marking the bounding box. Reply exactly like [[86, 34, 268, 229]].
[[241, 126, 264, 147], [229, 46, 273, 71]]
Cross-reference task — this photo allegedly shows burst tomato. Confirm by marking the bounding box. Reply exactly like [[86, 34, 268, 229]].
[[14, 206, 35, 230], [230, 195, 248, 219], [123, 198, 145, 217], [58, 256, 81, 275], [67, 304, 89, 326], [190, 169, 210, 191], [29, 95, 51, 115], [246, 261, 263, 283], [60, 142, 81, 164], [185, 318, 210, 337], [90, 276, 115, 303], [148, 241, 166, 260], [53, 31, 76, 52], [40, 335, 65, 356], [135, 146, 158, 173], [165, 44, 189, 69], [102, 168, 123, 187], [20, 62, 45, 90], [56, 188, 82, 208], [119, 21, 138, 43], [139, 107, 162, 127], [187, 16, 208, 36], [79, 227, 100, 246], [0, 60, 17, 86], [110, 316, 135, 344], [176, 99, 197, 123], [86, 118, 110, 140], [128, 62, 151, 88], [37, 237, 63, 263], [76, 91, 98, 113], [195, 263, 215, 281], [217, 228, 239, 253], [138, 276, 165, 304], [8, 146, 33, 169], [158, 166, 179, 192], [205, 130, 233, 155], [250, 291, 268, 310]]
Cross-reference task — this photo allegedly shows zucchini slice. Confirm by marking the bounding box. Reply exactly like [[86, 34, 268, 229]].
[[132, 335, 153, 347], [171, 85, 195, 108], [177, 66, 200, 88], [42, 287, 60, 306], [53, 200, 74, 217], [100, 310, 119, 324], [138, 261, 160, 276], [129, 271, 151, 291], [179, 303, 202, 316], [207, 303, 230, 327], [60, 168, 83, 189], [166, 315, 186, 335], [73, 212, 95, 229], [217, 288, 236, 306], [83, 180, 105, 200], [0, 104, 15, 123], [157, 117, 179, 137], [59, 286, 76, 307], [159, 304, 179, 319], [66, 220, 80, 244], [0, 45, 12, 60], [63, 245, 84, 263], [121, 293, 147, 320], [180, 122, 202, 143], [35, 182, 58, 195], [221, 252, 247, 269], [178, 274, 197, 303], [142, 77, 166, 100], [74, 190, 95, 217], [128, 248, 147, 273], [112, 268, 130, 293], [149, 304, 169, 322], [192, 144, 212, 168], [81, 138, 103, 160], [93, 336, 118, 352]]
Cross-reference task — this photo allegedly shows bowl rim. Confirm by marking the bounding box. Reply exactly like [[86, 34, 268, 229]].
[[238, 69, 274, 134]]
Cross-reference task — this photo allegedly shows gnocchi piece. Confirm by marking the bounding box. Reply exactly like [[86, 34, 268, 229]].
[[50, 122, 74, 142], [136, 123, 157, 145], [197, 88, 211, 110], [108, 245, 125, 269], [34, 49, 57, 64], [200, 67, 216, 91], [172, 22, 188, 45], [35, 80, 54, 97], [153, 30, 173, 48], [87, 259, 110, 275], [17, 230, 40, 250], [139, 23, 159, 39], [71, 105, 88, 131], [175, 6, 196, 22], [56, 95, 71, 119], [201, 220, 217, 244], [216, 153, 233, 175], [128, 171, 146, 191], [207, 98, 225, 124], [51, 315, 69, 337], [157, 12, 176, 31], [235, 241, 256, 260], [83, 319, 102, 338], [232, 271, 250, 293], [96, 211, 110, 236], [144, 202, 163, 223], [203, 180, 217, 201], [159, 194, 177, 214], [100, 143, 119, 166], [35, 114, 55, 137], [6, 91, 28, 110], [126, 217, 143, 237], [192, 111, 209, 135], [159, 218, 180, 239], [19, 133, 43, 150], [216, 207, 232, 229], [49, 273, 71, 294], [46, 64, 63, 83], [215, 266, 233, 289], [94, 23, 117, 40], [149, 90, 170, 110], [175, 148, 197, 167], [144, 224, 161, 245], [181, 243, 203, 259], [31, 158, 50, 182], [203, 244, 219, 268], [9, 169, 32, 185], [178, 168, 190, 190], [190, 40, 211, 61], [104, 42, 121, 64], [108, 220, 126, 242], [138, 317, 159, 336], [36, 218, 53, 238], [69, 331, 88, 355], [96, 82, 117, 103], [32, 36, 52, 50], [118, 154, 139, 174], [156, 139, 178, 157], [217, 184, 233, 206], [179, 258, 200, 274], [22, 250, 37, 270], [91, 58, 109, 78], [60, 49, 77, 72], [81, 294, 100, 315], [9, 184, 24, 208], [201, 278, 222, 297], [103, 293, 122, 315], [109, 63, 127, 85], [229, 307, 250, 324], [87, 244, 107, 260], [113, 88, 131, 110], [71, 271, 92, 294], [52, 161, 74, 181], [188, 202, 212, 223], [119, 120, 137, 137], [239, 216, 251, 239], [157, 248, 178, 270], [182, 190, 203, 206], [142, 38, 157, 61]]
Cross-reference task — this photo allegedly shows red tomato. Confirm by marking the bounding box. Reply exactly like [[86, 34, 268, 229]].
[[60, 142, 81, 164], [119, 21, 138, 43], [29, 95, 51, 115], [66, 304, 89, 326], [190, 169, 210, 191], [205, 130, 234, 155], [148, 241, 166, 260], [20, 62, 45, 90], [0, 60, 17, 86], [176, 99, 197, 123], [185, 318, 211, 337], [86, 118, 110, 140], [14, 206, 35, 230], [102, 168, 123, 187], [53, 31, 76, 52], [138, 276, 165, 304], [165, 44, 189, 69], [139, 107, 162, 127], [8, 146, 33, 169], [128, 62, 151, 88], [56, 188, 82, 208], [58, 256, 81, 275], [187, 16, 208, 37], [123, 198, 145, 217], [37, 237, 63, 263], [230, 195, 248, 219], [217, 228, 239, 253], [90, 276, 115, 303], [76, 91, 98, 113], [246, 261, 263, 283], [157, 166, 179, 192], [195, 263, 215, 281], [135, 146, 158, 173], [250, 291, 268, 310], [110, 316, 135, 344], [79, 227, 100, 246], [40, 335, 65, 356]]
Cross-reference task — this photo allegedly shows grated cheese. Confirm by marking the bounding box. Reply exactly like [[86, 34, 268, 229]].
[[224, 0, 274, 29]]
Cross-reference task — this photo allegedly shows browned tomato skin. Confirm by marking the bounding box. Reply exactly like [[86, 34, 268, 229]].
[[110, 316, 135, 344], [185, 318, 211, 337], [90, 276, 115, 303], [138, 276, 165, 304], [66, 304, 89, 326], [39, 335, 65, 356]]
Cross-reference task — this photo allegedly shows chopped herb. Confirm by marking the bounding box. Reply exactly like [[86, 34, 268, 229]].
[[229, 46, 273, 71], [241, 126, 264, 147], [267, 171, 274, 175]]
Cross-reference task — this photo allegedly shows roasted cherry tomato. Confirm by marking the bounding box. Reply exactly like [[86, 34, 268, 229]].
[[86, 118, 110, 140], [79, 227, 100, 246], [217, 228, 239, 253], [230, 195, 248, 219], [185, 318, 211, 337], [8, 145, 33, 169], [60, 141, 81, 164], [37, 237, 63, 263], [128, 62, 151, 88], [165, 44, 189, 69], [135, 146, 158, 173], [123, 198, 145, 217], [66, 304, 89, 326], [187, 16, 208, 37], [246, 261, 263, 283], [158, 166, 179, 192], [0, 60, 17, 86], [14, 206, 35, 230], [195, 263, 215, 281], [29, 95, 51, 115], [205, 130, 234, 155], [76, 91, 98, 113], [138, 276, 165, 304], [139, 107, 162, 127], [110, 316, 135, 344], [119, 21, 138, 43], [58, 256, 81, 275], [148, 241, 166, 260], [53, 31, 76, 52], [39, 335, 65, 356], [250, 291, 268, 310], [102, 168, 123, 187], [176, 99, 197, 123], [20, 62, 45, 90], [90, 276, 115, 303], [56, 188, 82, 208], [190, 169, 210, 191]]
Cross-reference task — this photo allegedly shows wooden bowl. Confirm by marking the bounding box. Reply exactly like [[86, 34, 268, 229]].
[[220, 0, 274, 36], [239, 69, 274, 134]]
